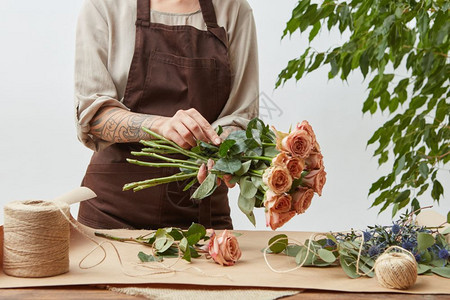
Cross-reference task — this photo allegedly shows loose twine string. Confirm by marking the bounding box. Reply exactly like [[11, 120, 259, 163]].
[[3, 199, 232, 280], [263, 231, 417, 289]]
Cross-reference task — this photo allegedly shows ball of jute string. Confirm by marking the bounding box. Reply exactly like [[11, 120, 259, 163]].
[[374, 246, 417, 290], [3, 200, 70, 278]]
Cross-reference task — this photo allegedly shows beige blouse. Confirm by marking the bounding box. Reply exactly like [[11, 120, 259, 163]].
[[74, 0, 259, 151]]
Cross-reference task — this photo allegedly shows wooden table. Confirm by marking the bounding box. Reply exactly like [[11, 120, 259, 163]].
[[1, 285, 449, 299]]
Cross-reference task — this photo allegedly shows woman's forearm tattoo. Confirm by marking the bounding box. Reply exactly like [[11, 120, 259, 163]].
[[90, 107, 155, 143]]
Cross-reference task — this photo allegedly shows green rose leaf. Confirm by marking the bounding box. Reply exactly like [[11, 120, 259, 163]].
[[238, 193, 255, 215], [240, 176, 258, 199], [191, 173, 217, 200], [417, 232, 435, 251], [218, 139, 236, 157], [235, 160, 251, 176], [186, 223, 206, 246], [214, 158, 242, 174], [215, 125, 223, 136], [268, 234, 288, 253]]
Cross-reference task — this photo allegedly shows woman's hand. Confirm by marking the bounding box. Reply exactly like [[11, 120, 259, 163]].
[[197, 159, 236, 188], [152, 108, 221, 149]]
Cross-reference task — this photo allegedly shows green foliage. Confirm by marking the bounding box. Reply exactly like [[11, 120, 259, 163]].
[[267, 211, 450, 278], [95, 223, 210, 263], [277, 0, 449, 217]]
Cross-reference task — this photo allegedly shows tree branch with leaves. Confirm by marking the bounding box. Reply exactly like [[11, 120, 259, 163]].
[[276, 0, 449, 219]]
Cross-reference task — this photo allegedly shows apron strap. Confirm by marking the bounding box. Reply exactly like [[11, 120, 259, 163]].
[[199, 0, 228, 48], [199, 0, 219, 28], [136, 0, 150, 26]]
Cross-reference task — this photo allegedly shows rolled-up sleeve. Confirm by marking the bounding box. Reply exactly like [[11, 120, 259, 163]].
[[211, 2, 259, 131], [74, 0, 129, 151]]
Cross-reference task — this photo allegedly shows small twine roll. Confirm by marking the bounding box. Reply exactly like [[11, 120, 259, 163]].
[[3, 200, 70, 278], [374, 246, 417, 290]]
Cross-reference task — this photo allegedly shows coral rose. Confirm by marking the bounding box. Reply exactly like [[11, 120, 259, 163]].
[[291, 187, 314, 214], [296, 120, 316, 145], [286, 156, 305, 179], [305, 152, 323, 170], [264, 190, 292, 213], [263, 166, 293, 194], [272, 152, 304, 179], [272, 152, 289, 166], [281, 129, 313, 158], [302, 168, 327, 196], [208, 230, 242, 266], [265, 210, 296, 231]]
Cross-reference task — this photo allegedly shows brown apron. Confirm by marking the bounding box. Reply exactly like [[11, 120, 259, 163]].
[[78, 0, 232, 230]]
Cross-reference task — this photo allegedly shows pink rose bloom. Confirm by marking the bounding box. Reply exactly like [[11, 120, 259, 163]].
[[281, 129, 313, 158], [291, 187, 314, 214], [296, 120, 316, 145], [272, 152, 289, 166], [305, 152, 323, 170], [286, 156, 305, 179], [265, 210, 296, 231], [264, 190, 292, 213], [302, 168, 327, 196], [272, 153, 304, 179], [208, 230, 242, 266], [263, 166, 293, 194]]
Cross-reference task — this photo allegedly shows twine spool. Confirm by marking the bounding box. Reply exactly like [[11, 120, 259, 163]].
[[374, 246, 417, 290], [3, 200, 70, 277]]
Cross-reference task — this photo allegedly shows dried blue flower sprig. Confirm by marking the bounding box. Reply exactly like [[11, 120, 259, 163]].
[[266, 208, 450, 278]]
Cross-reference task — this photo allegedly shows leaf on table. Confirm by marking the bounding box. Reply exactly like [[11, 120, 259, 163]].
[[268, 234, 288, 253], [138, 251, 163, 262], [417, 232, 435, 251]]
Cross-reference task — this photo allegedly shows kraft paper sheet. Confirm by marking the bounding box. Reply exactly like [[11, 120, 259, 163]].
[[0, 218, 449, 294]]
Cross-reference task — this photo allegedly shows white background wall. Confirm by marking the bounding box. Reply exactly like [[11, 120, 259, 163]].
[[0, 0, 447, 232]]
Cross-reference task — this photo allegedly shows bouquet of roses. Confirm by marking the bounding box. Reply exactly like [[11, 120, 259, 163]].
[[124, 118, 326, 230]]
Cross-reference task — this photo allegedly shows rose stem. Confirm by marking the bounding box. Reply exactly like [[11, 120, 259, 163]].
[[94, 232, 151, 246], [241, 156, 273, 162], [262, 142, 276, 147], [141, 148, 179, 154], [131, 152, 201, 166], [141, 127, 208, 161], [249, 170, 263, 177], [126, 159, 200, 171], [141, 140, 207, 162], [123, 172, 197, 191]]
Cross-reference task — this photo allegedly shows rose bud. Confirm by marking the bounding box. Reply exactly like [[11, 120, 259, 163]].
[[264, 190, 292, 213], [291, 187, 314, 214], [302, 168, 327, 196], [305, 152, 323, 170], [265, 210, 296, 231], [208, 230, 242, 266], [281, 129, 313, 158], [263, 166, 293, 194]]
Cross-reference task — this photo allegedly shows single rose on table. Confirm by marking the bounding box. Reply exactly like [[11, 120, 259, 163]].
[[207, 229, 242, 266]]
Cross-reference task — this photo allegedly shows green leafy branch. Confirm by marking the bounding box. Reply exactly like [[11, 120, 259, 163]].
[[276, 0, 449, 217]]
